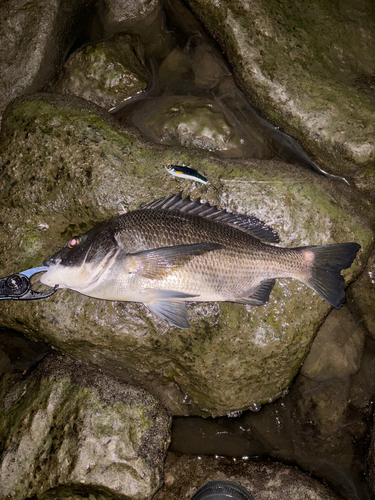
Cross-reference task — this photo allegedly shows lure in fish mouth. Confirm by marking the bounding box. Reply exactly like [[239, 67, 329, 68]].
[[40, 192, 361, 329]]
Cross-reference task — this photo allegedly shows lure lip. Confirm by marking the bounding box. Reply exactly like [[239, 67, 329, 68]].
[[0, 266, 58, 300]]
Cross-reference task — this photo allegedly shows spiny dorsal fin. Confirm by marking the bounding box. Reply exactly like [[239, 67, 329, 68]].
[[138, 192, 279, 243]]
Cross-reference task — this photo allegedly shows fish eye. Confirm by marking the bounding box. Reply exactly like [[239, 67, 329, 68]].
[[68, 237, 80, 248]]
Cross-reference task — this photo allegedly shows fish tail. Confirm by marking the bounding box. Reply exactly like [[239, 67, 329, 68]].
[[299, 242, 360, 308]]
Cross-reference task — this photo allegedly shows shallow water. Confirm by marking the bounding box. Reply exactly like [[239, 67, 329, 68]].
[[171, 332, 375, 500]]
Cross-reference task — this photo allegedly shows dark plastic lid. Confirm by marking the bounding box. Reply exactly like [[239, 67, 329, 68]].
[[191, 480, 255, 500]]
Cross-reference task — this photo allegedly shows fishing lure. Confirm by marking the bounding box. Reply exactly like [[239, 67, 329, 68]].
[[165, 164, 208, 185]]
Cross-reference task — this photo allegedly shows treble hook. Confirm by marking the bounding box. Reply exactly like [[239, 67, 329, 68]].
[[0, 266, 58, 300]]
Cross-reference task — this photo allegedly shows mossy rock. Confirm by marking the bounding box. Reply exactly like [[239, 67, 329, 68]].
[[0, 94, 373, 416]]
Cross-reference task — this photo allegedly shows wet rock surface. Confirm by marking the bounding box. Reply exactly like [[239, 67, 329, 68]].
[[57, 34, 148, 110], [153, 452, 343, 500], [0, 0, 96, 118], [0, 94, 372, 417], [171, 314, 375, 500], [126, 95, 250, 154], [348, 249, 375, 340], [300, 306, 365, 381], [185, 0, 375, 191], [0, 354, 171, 500]]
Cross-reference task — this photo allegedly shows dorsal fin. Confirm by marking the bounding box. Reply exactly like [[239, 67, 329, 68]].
[[138, 192, 280, 243]]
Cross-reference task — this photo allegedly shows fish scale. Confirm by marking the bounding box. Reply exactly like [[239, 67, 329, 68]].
[[40, 193, 360, 329]]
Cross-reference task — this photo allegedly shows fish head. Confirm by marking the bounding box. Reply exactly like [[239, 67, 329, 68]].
[[40, 224, 119, 291]]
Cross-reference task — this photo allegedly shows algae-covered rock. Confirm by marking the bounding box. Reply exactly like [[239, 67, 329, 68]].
[[58, 34, 148, 110], [185, 0, 375, 192], [131, 95, 249, 154], [0, 354, 171, 500], [153, 452, 343, 500], [0, 94, 373, 416]]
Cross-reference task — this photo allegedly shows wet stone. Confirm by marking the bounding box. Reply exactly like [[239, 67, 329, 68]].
[[99, 0, 165, 58], [0, 94, 372, 417], [0, 354, 171, 500], [132, 95, 248, 154], [57, 34, 148, 110], [0, 0, 96, 117], [300, 306, 365, 381], [153, 452, 343, 500], [347, 249, 375, 341], [185, 0, 375, 192]]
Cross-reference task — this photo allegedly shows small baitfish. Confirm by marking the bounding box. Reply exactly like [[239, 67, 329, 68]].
[[40, 193, 360, 329]]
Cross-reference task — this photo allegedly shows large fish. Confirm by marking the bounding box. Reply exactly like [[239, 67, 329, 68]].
[[40, 193, 360, 329]]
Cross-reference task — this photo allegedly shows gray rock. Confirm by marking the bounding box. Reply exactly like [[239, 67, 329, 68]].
[[57, 34, 148, 110], [243, 374, 369, 498], [301, 306, 365, 381], [100, 0, 161, 36], [347, 249, 375, 340], [350, 337, 375, 412], [0, 93, 372, 416], [171, 357, 372, 499], [99, 0, 166, 59], [184, 0, 375, 192], [153, 452, 343, 500], [131, 95, 249, 154], [0, 0, 95, 117], [0, 354, 171, 500]]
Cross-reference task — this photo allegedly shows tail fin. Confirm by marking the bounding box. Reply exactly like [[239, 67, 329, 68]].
[[300, 242, 360, 308]]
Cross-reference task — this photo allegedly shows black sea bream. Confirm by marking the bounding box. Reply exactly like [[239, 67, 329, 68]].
[[40, 193, 360, 328]]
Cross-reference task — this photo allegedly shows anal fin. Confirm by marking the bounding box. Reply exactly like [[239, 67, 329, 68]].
[[236, 279, 276, 306]]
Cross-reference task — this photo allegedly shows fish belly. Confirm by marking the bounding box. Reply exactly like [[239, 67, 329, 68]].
[[81, 246, 297, 304]]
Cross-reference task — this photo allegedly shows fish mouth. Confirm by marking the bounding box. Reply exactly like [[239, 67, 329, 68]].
[[40, 248, 120, 291], [42, 258, 55, 267]]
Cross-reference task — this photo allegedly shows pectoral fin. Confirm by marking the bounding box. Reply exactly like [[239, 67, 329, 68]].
[[129, 243, 223, 280], [146, 290, 198, 329]]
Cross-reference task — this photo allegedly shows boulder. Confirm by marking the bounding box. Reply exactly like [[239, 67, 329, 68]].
[[57, 34, 148, 110], [0, 93, 372, 416], [300, 306, 365, 381], [0, 0, 95, 117], [185, 0, 375, 192], [0, 354, 171, 500], [153, 452, 343, 500], [347, 249, 375, 340]]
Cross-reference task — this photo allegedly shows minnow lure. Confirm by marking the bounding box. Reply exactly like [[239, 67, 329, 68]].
[[165, 164, 208, 185]]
